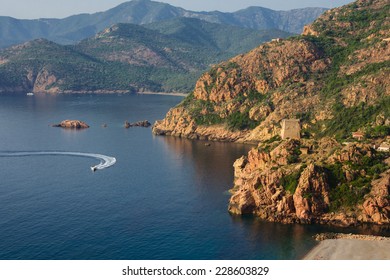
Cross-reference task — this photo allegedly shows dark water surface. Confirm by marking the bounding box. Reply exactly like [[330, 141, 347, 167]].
[[0, 93, 386, 260]]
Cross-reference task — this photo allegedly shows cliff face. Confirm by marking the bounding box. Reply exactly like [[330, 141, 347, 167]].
[[152, 38, 332, 142], [152, 106, 249, 142], [193, 40, 329, 103], [228, 139, 390, 226], [153, 0, 389, 142]]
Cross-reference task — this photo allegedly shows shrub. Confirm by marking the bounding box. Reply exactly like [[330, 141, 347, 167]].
[[280, 171, 301, 194], [287, 146, 302, 164], [227, 111, 260, 131]]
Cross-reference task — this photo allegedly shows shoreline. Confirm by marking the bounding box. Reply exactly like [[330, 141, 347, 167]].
[[303, 233, 390, 260], [1, 91, 188, 96], [137, 91, 188, 97]]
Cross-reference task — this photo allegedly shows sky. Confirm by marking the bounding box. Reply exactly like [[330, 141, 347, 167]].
[[1, 0, 355, 19]]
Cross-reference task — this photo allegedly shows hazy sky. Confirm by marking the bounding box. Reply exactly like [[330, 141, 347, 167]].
[[1, 0, 354, 19]]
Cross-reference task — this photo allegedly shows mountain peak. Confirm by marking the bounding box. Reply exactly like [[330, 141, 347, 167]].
[[0, 1, 326, 49]]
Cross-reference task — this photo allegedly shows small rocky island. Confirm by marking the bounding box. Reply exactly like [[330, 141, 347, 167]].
[[124, 120, 151, 128], [52, 120, 90, 129]]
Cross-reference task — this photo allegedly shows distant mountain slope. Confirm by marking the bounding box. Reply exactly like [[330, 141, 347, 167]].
[[144, 18, 290, 56], [0, 0, 326, 48], [0, 39, 132, 93], [232, 6, 328, 33], [0, 19, 290, 93]]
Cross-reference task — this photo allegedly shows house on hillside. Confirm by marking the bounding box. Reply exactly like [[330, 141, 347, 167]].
[[377, 142, 390, 152], [352, 132, 365, 141]]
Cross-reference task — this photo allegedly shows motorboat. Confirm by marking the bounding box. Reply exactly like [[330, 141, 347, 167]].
[[91, 166, 97, 172], [26, 92, 34, 96]]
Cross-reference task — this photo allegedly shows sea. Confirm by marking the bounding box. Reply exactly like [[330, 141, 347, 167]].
[[0, 93, 387, 260]]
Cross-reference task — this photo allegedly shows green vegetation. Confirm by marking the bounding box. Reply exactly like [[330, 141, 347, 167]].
[[302, 25, 390, 139], [185, 99, 223, 126], [280, 171, 301, 194], [296, 3, 390, 140], [279, 163, 309, 194], [146, 18, 292, 56], [227, 111, 260, 131], [264, 135, 282, 144], [0, 20, 291, 93], [319, 97, 390, 140], [366, 125, 390, 138], [325, 151, 388, 211], [287, 146, 302, 164], [328, 180, 370, 211]]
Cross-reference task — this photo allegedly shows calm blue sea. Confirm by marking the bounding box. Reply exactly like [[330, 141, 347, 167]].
[[0, 93, 386, 260]]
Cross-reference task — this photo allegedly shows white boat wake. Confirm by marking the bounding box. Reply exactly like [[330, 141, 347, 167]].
[[0, 151, 116, 172]]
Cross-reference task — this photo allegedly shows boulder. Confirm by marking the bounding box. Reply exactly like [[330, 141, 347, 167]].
[[125, 120, 151, 128], [52, 120, 89, 129]]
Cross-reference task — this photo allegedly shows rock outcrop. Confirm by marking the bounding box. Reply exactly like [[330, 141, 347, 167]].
[[228, 139, 390, 226], [125, 120, 151, 128], [52, 120, 89, 129], [362, 171, 390, 224], [31, 68, 60, 94], [152, 107, 248, 142], [293, 164, 330, 220], [153, 37, 331, 142]]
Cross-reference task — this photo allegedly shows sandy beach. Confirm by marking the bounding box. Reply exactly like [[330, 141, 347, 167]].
[[303, 233, 390, 260]]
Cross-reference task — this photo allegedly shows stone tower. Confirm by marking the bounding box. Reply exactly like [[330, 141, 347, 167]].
[[281, 119, 301, 140]]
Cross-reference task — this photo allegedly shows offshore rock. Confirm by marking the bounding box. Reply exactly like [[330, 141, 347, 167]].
[[125, 120, 151, 128], [52, 120, 89, 129]]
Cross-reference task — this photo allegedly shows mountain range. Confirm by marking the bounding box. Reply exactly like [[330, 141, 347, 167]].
[[0, 18, 290, 93], [0, 0, 327, 49]]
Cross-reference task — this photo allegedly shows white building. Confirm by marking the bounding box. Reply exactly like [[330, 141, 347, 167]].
[[377, 142, 390, 152]]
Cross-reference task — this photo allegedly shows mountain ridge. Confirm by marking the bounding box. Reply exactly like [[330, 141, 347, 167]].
[[0, 0, 327, 48], [0, 18, 291, 93]]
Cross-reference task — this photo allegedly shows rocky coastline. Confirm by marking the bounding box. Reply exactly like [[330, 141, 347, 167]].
[[152, 108, 249, 142], [228, 138, 390, 227]]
